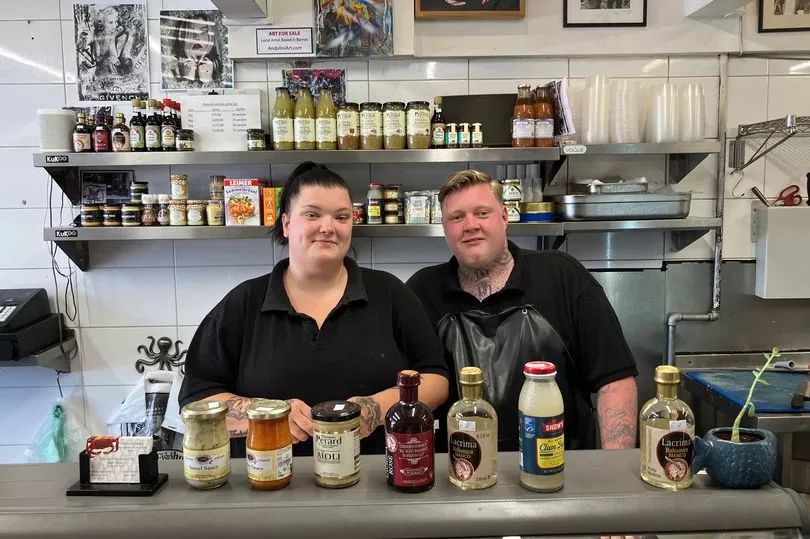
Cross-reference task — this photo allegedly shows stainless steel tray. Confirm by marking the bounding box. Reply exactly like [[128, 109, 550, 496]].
[[553, 193, 692, 221], [571, 180, 649, 195]]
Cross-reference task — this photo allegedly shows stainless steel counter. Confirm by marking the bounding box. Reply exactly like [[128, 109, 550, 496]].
[[0, 450, 807, 538]]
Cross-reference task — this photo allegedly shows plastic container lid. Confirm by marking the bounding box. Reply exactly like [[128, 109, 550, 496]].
[[312, 400, 361, 422], [524, 361, 557, 376]]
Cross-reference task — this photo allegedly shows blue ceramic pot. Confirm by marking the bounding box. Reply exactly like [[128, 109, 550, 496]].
[[693, 428, 777, 489]]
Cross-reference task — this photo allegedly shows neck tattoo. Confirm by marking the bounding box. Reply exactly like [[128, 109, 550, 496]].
[[459, 249, 514, 302]]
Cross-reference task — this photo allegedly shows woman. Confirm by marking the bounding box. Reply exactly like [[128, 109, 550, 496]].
[[170, 14, 222, 85], [179, 163, 449, 456]]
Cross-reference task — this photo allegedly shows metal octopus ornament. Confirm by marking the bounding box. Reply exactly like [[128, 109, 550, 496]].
[[135, 336, 187, 374]]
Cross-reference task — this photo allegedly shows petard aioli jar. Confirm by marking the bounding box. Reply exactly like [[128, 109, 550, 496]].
[[312, 400, 361, 488]]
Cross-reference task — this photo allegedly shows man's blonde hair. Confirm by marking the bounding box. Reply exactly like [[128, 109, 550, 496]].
[[438, 169, 503, 206]]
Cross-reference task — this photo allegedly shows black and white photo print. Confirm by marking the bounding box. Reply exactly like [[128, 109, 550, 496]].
[[760, 0, 810, 31], [564, 0, 646, 26], [73, 3, 149, 102], [160, 10, 234, 90]]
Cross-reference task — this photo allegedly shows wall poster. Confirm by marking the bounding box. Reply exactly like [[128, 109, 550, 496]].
[[160, 10, 234, 90], [315, 0, 393, 57], [282, 69, 347, 104], [760, 0, 810, 32], [563, 0, 647, 27]]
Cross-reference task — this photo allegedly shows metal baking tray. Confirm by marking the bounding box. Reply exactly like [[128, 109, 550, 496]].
[[553, 192, 691, 221], [570, 178, 649, 195]]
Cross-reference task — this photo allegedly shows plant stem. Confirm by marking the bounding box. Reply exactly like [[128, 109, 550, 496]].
[[731, 347, 780, 442]]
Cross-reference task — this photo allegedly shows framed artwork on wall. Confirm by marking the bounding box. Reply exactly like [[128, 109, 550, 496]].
[[563, 0, 647, 28], [415, 0, 525, 20], [759, 0, 810, 32]]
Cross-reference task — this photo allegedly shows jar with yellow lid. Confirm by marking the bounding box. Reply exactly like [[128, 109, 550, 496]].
[[181, 400, 231, 489], [246, 399, 294, 490], [312, 400, 361, 488]]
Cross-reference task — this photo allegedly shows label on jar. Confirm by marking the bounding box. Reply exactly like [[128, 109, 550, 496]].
[[360, 111, 382, 137], [246, 444, 293, 482], [407, 109, 430, 136], [130, 126, 144, 148], [458, 131, 471, 146], [272, 117, 293, 143], [145, 126, 160, 148], [367, 203, 381, 218], [314, 428, 360, 478], [171, 183, 187, 199], [169, 208, 186, 225], [642, 426, 694, 483], [183, 444, 231, 483], [448, 429, 495, 487], [519, 412, 564, 476], [385, 430, 434, 488], [502, 182, 523, 201], [535, 119, 554, 139], [337, 110, 359, 137], [294, 118, 315, 143], [512, 118, 535, 140], [73, 133, 91, 152], [187, 209, 204, 224], [316, 117, 337, 143], [384, 110, 406, 136]]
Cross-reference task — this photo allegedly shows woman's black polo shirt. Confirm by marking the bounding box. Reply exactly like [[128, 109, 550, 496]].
[[179, 257, 448, 457]]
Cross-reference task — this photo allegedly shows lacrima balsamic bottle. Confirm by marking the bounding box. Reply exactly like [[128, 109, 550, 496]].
[[385, 370, 435, 493]]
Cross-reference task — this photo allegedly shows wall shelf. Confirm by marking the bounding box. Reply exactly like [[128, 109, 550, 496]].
[[1, 335, 76, 372]]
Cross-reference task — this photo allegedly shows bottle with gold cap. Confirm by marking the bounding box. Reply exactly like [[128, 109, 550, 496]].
[[447, 366, 497, 490], [640, 365, 696, 490]]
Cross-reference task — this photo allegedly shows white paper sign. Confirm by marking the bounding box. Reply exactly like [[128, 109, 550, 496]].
[[256, 27, 314, 57], [180, 94, 262, 152]]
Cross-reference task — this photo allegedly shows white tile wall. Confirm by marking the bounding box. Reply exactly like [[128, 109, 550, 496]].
[[77, 268, 177, 327], [175, 265, 272, 326], [82, 327, 178, 386], [0, 21, 65, 84]]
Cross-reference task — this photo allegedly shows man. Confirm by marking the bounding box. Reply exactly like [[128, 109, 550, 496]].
[[407, 170, 638, 451]]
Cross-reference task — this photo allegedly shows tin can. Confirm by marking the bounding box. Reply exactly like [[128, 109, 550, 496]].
[[352, 203, 366, 224]]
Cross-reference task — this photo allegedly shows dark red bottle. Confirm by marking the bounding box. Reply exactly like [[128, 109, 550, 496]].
[[93, 112, 111, 152], [385, 370, 435, 493]]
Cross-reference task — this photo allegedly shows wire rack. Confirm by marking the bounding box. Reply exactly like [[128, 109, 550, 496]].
[[729, 115, 810, 172]]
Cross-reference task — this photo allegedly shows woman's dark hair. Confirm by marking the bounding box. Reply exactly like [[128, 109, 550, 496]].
[[271, 162, 351, 245]]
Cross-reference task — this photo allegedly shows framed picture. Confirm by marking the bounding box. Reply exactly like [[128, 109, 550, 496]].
[[563, 0, 647, 28], [415, 0, 525, 20], [759, 0, 810, 32], [80, 170, 134, 205], [316, 0, 393, 57]]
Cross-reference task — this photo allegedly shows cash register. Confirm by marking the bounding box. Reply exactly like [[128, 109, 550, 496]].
[[0, 289, 64, 361]]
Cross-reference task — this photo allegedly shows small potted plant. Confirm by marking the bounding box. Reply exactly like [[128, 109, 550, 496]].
[[692, 348, 779, 489]]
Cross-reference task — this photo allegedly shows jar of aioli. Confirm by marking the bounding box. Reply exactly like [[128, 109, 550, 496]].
[[312, 401, 361, 488], [206, 199, 224, 226], [181, 400, 231, 489], [518, 361, 564, 493], [246, 399, 294, 491]]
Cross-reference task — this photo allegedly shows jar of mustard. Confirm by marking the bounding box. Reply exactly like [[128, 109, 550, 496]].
[[206, 200, 224, 226], [181, 400, 231, 490], [312, 401, 361, 488], [102, 204, 121, 227], [246, 399, 294, 491]]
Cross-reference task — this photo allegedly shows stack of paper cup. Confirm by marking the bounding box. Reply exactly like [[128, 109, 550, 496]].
[[581, 75, 610, 145], [646, 83, 679, 144], [679, 83, 706, 142], [610, 79, 642, 144]]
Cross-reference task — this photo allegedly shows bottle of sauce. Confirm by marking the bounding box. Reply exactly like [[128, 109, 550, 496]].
[[145, 99, 162, 152], [161, 98, 177, 151], [447, 366, 497, 490], [512, 84, 535, 148], [112, 113, 131, 152], [72, 112, 92, 152], [315, 88, 337, 150], [294, 87, 316, 150], [640, 366, 695, 491], [385, 370, 435, 493], [430, 96, 446, 149], [246, 399, 294, 491], [533, 85, 555, 148], [93, 113, 111, 152], [272, 87, 294, 151], [129, 99, 145, 152], [518, 361, 564, 492]]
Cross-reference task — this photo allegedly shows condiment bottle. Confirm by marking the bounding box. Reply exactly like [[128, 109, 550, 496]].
[[72, 112, 92, 152], [181, 400, 231, 490], [161, 98, 177, 151], [533, 85, 555, 148], [640, 366, 695, 491], [315, 88, 337, 150], [246, 399, 294, 491], [447, 366, 498, 490], [512, 84, 535, 148], [518, 361, 564, 492], [430, 96, 446, 149], [294, 87, 316, 150], [385, 370, 435, 493], [312, 400, 362, 489], [129, 99, 145, 152], [157, 194, 171, 226], [145, 99, 162, 152], [112, 113, 131, 152], [93, 113, 111, 152], [272, 87, 295, 151]]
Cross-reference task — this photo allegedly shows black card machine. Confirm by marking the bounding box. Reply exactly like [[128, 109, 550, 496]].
[[0, 289, 63, 361]]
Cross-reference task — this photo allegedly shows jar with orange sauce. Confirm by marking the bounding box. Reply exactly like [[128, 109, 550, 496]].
[[246, 399, 294, 490]]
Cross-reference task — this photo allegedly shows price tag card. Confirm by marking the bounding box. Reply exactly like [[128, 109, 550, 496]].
[[180, 94, 262, 152]]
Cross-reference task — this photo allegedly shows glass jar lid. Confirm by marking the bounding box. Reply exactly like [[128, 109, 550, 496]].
[[182, 400, 228, 420], [523, 361, 557, 377], [246, 399, 291, 420], [311, 400, 361, 422], [360, 102, 382, 110]]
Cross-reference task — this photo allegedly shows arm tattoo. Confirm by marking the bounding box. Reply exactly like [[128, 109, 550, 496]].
[[351, 396, 383, 434], [597, 380, 638, 450], [222, 396, 262, 437]]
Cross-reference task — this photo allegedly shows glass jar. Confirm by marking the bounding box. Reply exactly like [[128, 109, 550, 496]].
[[383, 200, 399, 213], [130, 181, 149, 204], [502, 179, 523, 201], [206, 200, 224, 226], [272, 87, 295, 151], [140, 194, 157, 226], [80, 204, 102, 227], [312, 401, 361, 489], [181, 400, 231, 490], [121, 204, 141, 227], [366, 199, 382, 225], [445, 123, 459, 148], [518, 361, 564, 492], [472, 123, 484, 148], [360, 102, 383, 150], [383, 183, 401, 202], [157, 194, 171, 226], [246, 399, 293, 491], [102, 204, 121, 227], [458, 123, 471, 148], [367, 182, 383, 201], [383, 102, 406, 150], [169, 201, 187, 226], [406, 101, 431, 149], [187, 200, 207, 226], [512, 84, 536, 148], [176, 129, 194, 151], [337, 103, 360, 150], [352, 202, 365, 224], [247, 129, 266, 151], [384, 212, 400, 224], [170, 174, 188, 200], [209, 175, 225, 200]]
